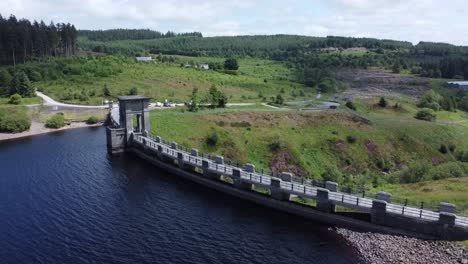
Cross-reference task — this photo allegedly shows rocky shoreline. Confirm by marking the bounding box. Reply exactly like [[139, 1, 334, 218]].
[[334, 228, 467, 264]]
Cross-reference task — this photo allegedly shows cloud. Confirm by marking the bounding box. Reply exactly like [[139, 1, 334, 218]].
[[0, 0, 467, 45]]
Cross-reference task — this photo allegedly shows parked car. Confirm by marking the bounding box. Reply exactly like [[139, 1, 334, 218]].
[[163, 102, 176, 107]]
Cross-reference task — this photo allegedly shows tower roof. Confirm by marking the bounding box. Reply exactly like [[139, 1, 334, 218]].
[[117, 95, 151, 101]]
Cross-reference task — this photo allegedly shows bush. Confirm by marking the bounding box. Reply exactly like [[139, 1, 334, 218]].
[[8, 94, 22, 105], [206, 131, 219, 146], [414, 109, 436, 121], [397, 160, 431, 183], [378, 97, 388, 107], [86, 116, 99, 124], [0, 106, 31, 133], [45, 114, 66, 128], [128, 87, 138, 95], [321, 166, 343, 183], [345, 101, 356, 111], [224, 58, 239, 71], [268, 140, 283, 152], [428, 162, 468, 180], [448, 143, 456, 153], [274, 94, 284, 105], [346, 135, 357, 144], [439, 144, 448, 154]]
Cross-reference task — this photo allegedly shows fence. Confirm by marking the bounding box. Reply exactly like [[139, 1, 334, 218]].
[[135, 134, 468, 228]]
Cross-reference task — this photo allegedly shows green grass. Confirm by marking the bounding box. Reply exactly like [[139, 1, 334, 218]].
[[0, 105, 32, 133], [35, 56, 312, 105], [149, 107, 468, 180], [0, 96, 42, 105], [372, 178, 468, 215], [354, 97, 468, 124]]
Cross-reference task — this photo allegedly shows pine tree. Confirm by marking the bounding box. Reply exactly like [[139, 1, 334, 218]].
[[9, 70, 33, 97], [102, 84, 111, 96], [378, 97, 388, 107]]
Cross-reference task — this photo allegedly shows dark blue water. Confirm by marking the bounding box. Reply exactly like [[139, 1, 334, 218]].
[[0, 127, 356, 264]]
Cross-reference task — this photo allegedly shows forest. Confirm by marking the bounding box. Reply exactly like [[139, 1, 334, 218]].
[[78, 29, 202, 42], [78, 34, 468, 81], [0, 14, 78, 66]]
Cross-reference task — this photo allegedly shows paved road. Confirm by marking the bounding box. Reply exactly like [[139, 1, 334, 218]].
[[35, 91, 342, 114], [36, 92, 110, 109]]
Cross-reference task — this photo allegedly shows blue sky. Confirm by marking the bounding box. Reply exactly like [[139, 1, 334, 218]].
[[1, 0, 467, 45]]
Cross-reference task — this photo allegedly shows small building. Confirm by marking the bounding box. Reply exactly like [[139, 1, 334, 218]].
[[135, 57, 153, 62], [446, 81, 468, 89], [199, 64, 209, 70]]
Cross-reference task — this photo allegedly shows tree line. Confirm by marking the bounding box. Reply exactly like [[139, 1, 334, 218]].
[[78, 29, 202, 42], [0, 14, 78, 66], [78, 35, 413, 58]]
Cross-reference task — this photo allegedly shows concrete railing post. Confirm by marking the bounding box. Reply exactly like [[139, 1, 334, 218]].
[[437, 212, 457, 239], [439, 203, 455, 214], [202, 160, 220, 181], [438, 212, 456, 227], [171, 142, 178, 150], [214, 155, 224, 164], [232, 168, 241, 178], [280, 172, 293, 182], [371, 200, 387, 225], [232, 168, 253, 191], [270, 178, 290, 201], [316, 188, 336, 213], [190, 148, 199, 157], [325, 181, 338, 192], [245, 164, 255, 173], [377, 192, 392, 203], [177, 152, 184, 169], [156, 145, 164, 159]]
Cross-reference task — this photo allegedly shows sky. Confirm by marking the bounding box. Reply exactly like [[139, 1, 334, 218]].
[[1, 0, 467, 45]]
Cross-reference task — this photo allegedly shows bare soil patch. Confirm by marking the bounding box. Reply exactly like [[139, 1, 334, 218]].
[[203, 112, 371, 129], [334, 68, 430, 100]]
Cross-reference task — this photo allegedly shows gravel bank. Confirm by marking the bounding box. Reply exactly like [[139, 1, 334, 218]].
[[0, 121, 103, 142], [335, 228, 468, 264]]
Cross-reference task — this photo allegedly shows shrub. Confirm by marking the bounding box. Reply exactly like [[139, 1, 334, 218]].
[[86, 116, 99, 124], [128, 87, 138, 95], [414, 109, 436, 121], [321, 166, 343, 183], [397, 160, 431, 183], [345, 101, 356, 110], [346, 135, 357, 144], [268, 140, 283, 152], [0, 106, 31, 133], [448, 143, 456, 153], [8, 94, 22, 105], [428, 162, 468, 180], [274, 94, 284, 105], [378, 97, 388, 107], [206, 131, 219, 146], [224, 58, 239, 71], [45, 114, 66, 128], [456, 151, 468, 163], [439, 144, 448, 154]]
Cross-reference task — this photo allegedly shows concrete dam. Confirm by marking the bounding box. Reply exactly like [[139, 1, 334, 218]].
[[106, 95, 468, 240]]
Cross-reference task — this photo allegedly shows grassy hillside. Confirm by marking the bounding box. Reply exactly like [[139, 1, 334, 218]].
[[149, 106, 468, 183], [34, 56, 310, 105], [373, 178, 468, 215]]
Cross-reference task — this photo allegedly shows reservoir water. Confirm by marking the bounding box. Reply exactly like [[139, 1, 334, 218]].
[[0, 127, 356, 263]]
